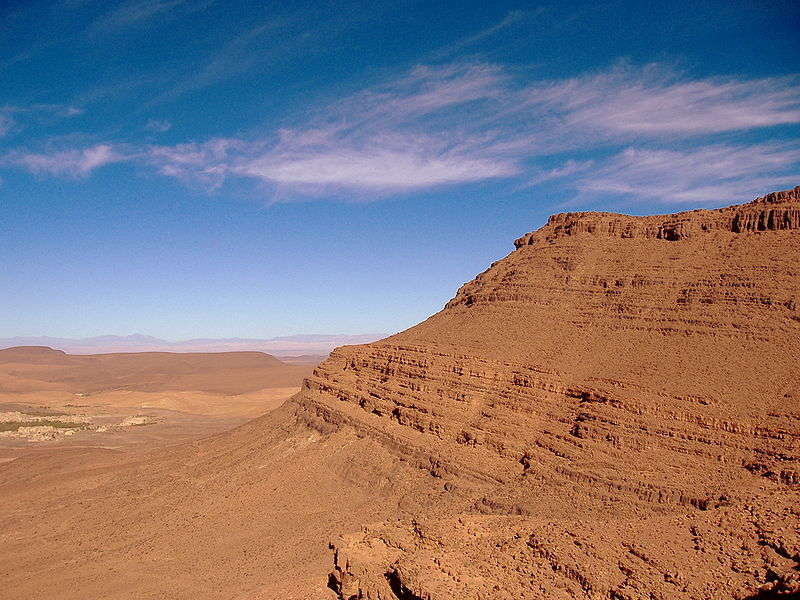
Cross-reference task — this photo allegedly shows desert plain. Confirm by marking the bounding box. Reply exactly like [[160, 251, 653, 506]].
[[0, 346, 317, 461]]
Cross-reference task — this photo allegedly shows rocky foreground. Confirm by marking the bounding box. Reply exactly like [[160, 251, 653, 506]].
[[1, 188, 798, 599]]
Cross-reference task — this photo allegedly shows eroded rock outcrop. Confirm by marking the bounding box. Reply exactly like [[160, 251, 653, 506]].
[[512, 185, 800, 245], [293, 188, 800, 599]]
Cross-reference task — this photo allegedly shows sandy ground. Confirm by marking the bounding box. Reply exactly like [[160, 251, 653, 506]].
[[0, 389, 297, 462]]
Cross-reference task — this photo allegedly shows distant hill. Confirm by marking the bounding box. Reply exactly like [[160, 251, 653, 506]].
[[0, 333, 388, 356], [0, 345, 70, 363], [0, 346, 312, 395]]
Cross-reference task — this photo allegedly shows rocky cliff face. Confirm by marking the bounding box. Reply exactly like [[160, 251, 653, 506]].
[[297, 188, 800, 599]]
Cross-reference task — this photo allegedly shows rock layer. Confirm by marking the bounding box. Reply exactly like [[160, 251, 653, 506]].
[[305, 188, 800, 599]]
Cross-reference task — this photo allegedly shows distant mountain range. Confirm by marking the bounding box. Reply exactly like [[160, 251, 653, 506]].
[[0, 333, 389, 357]]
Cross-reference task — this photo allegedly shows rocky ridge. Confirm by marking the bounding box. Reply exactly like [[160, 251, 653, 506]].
[[513, 185, 800, 246]]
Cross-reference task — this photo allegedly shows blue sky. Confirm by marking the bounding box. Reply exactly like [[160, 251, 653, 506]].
[[2, 0, 799, 339]]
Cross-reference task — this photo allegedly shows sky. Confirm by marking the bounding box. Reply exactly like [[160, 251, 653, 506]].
[[1, 0, 799, 340]]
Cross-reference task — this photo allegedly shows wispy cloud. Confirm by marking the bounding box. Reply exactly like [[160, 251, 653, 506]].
[[528, 159, 595, 186], [4, 144, 125, 177], [156, 19, 291, 101], [571, 144, 800, 203], [353, 63, 506, 121], [241, 64, 518, 192], [0, 103, 83, 139], [145, 119, 172, 132], [151, 63, 519, 193], [431, 9, 533, 60], [523, 64, 800, 137], [239, 147, 516, 191], [0, 114, 14, 137], [147, 138, 246, 188], [89, 0, 213, 34], [228, 63, 800, 197], [5, 60, 799, 204]]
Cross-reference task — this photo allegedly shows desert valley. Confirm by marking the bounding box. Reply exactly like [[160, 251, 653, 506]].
[[1, 187, 798, 599], [0, 346, 317, 457]]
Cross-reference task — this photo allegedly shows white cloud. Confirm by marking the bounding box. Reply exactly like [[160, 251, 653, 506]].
[[359, 63, 506, 120], [241, 63, 799, 196], [240, 148, 516, 190], [571, 144, 800, 203], [148, 138, 245, 188], [145, 119, 172, 132], [151, 63, 519, 193], [18, 61, 797, 203], [528, 159, 595, 185], [523, 64, 800, 137], [0, 104, 82, 138], [5, 144, 124, 177]]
